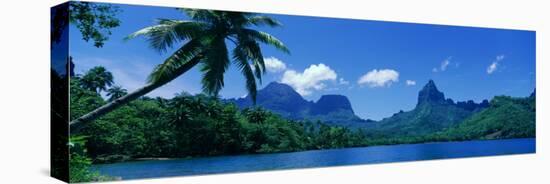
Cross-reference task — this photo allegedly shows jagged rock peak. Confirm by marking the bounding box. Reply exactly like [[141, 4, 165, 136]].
[[417, 80, 446, 106]]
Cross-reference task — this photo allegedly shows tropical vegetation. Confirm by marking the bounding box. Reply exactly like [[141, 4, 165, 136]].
[[55, 4, 536, 182], [67, 67, 535, 182], [69, 8, 290, 130]]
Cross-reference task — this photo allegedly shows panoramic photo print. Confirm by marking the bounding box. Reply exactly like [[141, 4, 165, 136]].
[[51, 1, 535, 183]]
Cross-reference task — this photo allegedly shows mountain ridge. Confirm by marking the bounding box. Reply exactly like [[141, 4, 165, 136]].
[[228, 82, 368, 126], [227, 80, 499, 134], [434, 94, 535, 140], [374, 79, 489, 136]]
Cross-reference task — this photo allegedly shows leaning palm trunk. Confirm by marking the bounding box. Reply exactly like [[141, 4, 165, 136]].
[[69, 10, 290, 132], [69, 57, 202, 132]]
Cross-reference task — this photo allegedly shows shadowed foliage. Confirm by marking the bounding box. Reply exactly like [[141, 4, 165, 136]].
[[80, 66, 114, 93], [107, 86, 128, 102]]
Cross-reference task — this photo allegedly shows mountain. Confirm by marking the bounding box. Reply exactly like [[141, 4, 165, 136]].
[[374, 80, 489, 136], [416, 80, 446, 106], [436, 94, 535, 140], [229, 80, 495, 132], [311, 95, 355, 115], [230, 82, 312, 119], [227, 80, 533, 140], [308, 94, 370, 127], [228, 82, 368, 126]]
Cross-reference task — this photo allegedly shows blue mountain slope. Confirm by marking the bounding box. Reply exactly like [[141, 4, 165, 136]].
[[226, 80, 490, 133], [227, 82, 372, 127]]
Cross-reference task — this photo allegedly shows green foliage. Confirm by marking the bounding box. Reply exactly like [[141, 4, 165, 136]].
[[70, 75, 368, 164], [69, 66, 535, 183], [358, 95, 536, 145], [83, 99, 168, 160], [243, 107, 271, 124], [80, 66, 114, 93], [106, 86, 128, 101], [69, 136, 113, 182], [69, 2, 121, 47], [431, 95, 536, 141], [70, 9, 291, 128], [375, 102, 475, 136], [126, 9, 290, 104], [70, 77, 105, 120]]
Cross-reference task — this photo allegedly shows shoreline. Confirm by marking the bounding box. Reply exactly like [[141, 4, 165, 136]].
[[93, 137, 535, 165], [133, 157, 176, 161]]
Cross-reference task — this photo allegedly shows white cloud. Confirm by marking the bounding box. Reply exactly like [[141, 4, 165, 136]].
[[496, 55, 505, 61], [263, 57, 287, 72], [339, 78, 350, 85], [357, 69, 399, 87], [281, 63, 337, 96], [406, 80, 416, 86], [487, 62, 498, 74], [487, 55, 505, 74], [433, 56, 453, 72], [441, 59, 451, 71]]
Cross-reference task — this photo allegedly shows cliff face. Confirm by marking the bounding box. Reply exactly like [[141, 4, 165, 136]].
[[311, 95, 355, 115], [417, 80, 446, 106], [229, 80, 492, 132], [377, 80, 490, 136], [229, 82, 364, 125]]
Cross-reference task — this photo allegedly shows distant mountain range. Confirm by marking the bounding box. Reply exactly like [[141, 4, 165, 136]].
[[227, 82, 370, 127], [227, 80, 534, 137], [374, 80, 489, 136]]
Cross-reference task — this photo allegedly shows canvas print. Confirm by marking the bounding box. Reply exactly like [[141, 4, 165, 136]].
[[51, 1, 536, 183]]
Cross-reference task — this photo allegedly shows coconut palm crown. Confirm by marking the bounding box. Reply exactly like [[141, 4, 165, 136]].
[[106, 86, 128, 101], [69, 9, 289, 130], [127, 8, 289, 102], [80, 66, 114, 93]]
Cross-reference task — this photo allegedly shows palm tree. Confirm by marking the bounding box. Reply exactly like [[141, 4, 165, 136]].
[[243, 107, 270, 124], [106, 86, 128, 101], [80, 66, 114, 93], [69, 9, 289, 129]]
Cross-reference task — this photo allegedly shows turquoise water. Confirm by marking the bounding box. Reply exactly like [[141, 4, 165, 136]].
[[92, 138, 535, 180]]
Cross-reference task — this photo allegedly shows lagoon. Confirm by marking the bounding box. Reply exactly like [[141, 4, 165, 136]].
[[93, 138, 535, 180]]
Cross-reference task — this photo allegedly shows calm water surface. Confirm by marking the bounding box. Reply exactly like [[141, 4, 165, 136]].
[[92, 138, 535, 180]]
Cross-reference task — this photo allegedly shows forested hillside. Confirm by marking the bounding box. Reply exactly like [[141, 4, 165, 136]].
[[67, 67, 536, 182], [430, 94, 535, 141], [70, 71, 369, 164]]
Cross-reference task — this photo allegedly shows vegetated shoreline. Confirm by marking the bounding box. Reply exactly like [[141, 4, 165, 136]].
[[93, 136, 536, 165]]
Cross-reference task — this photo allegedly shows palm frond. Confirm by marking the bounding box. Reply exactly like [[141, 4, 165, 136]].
[[125, 19, 207, 52], [241, 28, 290, 54], [247, 15, 282, 27], [252, 61, 263, 84], [224, 11, 254, 27], [178, 8, 221, 23], [148, 38, 205, 83], [240, 39, 266, 81], [233, 45, 258, 104], [200, 37, 230, 96]]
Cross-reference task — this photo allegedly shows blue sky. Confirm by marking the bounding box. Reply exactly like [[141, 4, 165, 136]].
[[69, 4, 535, 120]]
